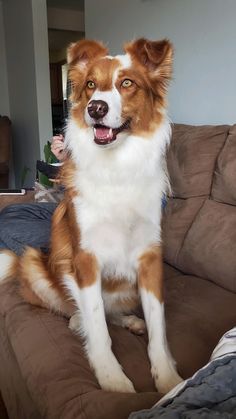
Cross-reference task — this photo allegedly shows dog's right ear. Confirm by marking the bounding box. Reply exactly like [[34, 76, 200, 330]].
[[67, 40, 108, 67]]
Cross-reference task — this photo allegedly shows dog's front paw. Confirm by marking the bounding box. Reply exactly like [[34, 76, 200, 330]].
[[92, 354, 135, 393], [152, 365, 183, 394], [97, 368, 135, 393]]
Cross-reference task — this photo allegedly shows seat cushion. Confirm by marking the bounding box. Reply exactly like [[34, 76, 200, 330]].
[[0, 282, 158, 419], [164, 264, 236, 378], [1, 265, 236, 419]]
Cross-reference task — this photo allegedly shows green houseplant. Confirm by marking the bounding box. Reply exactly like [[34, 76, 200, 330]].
[[38, 141, 58, 187]]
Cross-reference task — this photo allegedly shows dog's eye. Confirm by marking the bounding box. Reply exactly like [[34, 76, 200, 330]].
[[121, 79, 133, 88], [87, 81, 96, 89]]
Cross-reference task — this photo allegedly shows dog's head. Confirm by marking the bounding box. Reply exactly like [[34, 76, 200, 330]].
[[67, 38, 173, 148]]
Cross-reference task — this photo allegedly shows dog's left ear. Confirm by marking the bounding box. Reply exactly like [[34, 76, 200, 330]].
[[124, 38, 173, 84], [67, 39, 108, 67], [67, 40, 108, 101]]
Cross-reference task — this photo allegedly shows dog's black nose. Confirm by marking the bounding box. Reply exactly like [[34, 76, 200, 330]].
[[88, 100, 109, 120]]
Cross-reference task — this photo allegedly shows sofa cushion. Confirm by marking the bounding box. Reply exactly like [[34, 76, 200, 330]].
[[167, 124, 229, 198], [212, 125, 236, 205], [163, 123, 236, 292], [164, 263, 236, 377], [0, 315, 41, 419], [1, 263, 236, 419], [162, 197, 205, 267], [177, 199, 236, 291]]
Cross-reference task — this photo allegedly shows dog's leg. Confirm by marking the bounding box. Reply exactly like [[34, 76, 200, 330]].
[[109, 314, 146, 335], [138, 245, 182, 394], [63, 250, 135, 393]]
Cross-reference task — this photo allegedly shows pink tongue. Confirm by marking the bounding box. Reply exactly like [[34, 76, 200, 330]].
[[95, 127, 112, 139]]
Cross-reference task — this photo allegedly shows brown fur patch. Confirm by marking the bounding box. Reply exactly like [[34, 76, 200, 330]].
[[20, 247, 73, 316], [108, 294, 140, 315], [124, 38, 173, 94], [67, 39, 108, 66], [20, 247, 55, 300], [120, 38, 173, 137], [48, 163, 81, 281], [59, 159, 78, 194], [103, 277, 134, 292], [75, 251, 98, 288], [103, 278, 140, 314], [138, 245, 163, 301], [20, 247, 52, 290], [20, 285, 45, 307], [48, 201, 74, 279], [86, 57, 121, 91], [116, 65, 162, 137], [68, 41, 109, 129]]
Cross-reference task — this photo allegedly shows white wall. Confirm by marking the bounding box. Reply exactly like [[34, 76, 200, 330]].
[[0, 0, 9, 116], [3, 0, 52, 187], [85, 0, 236, 125], [32, 0, 53, 159]]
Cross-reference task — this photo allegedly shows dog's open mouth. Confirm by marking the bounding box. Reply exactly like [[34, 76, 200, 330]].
[[93, 120, 131, 146]]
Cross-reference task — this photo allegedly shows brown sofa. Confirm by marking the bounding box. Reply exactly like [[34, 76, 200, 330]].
[[0, 123, 236, 419], [0, 116, 11, 188]]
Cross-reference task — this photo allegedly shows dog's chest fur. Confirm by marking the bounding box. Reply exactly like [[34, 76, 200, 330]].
[[68, 119, 170, 283]]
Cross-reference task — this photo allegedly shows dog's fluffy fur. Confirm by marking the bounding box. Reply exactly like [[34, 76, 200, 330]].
[[0, 38, 182, 393]]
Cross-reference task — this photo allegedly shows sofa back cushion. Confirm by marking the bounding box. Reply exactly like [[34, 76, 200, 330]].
[[163, 123, 236, 292]]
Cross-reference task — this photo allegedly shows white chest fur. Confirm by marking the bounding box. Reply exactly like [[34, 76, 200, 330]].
[[67, 119, 170, 282]]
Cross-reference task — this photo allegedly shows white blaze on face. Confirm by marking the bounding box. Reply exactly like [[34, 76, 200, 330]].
[[85, 88, 122, 129], [84, 53, 132, 131], [115, 53, 132, 70]]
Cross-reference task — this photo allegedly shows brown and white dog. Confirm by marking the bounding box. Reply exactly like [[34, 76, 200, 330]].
[[0, 39, 182, 394]]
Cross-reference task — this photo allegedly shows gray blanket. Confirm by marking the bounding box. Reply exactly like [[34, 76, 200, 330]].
[[0, 203, 56, 255], [130, 329, 236, 419]]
